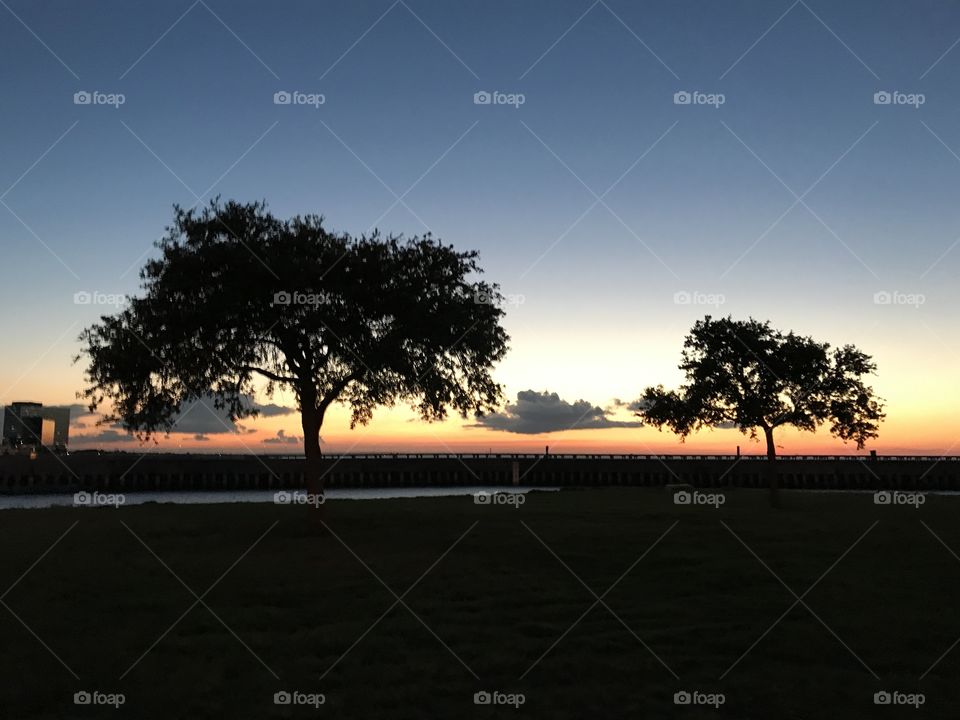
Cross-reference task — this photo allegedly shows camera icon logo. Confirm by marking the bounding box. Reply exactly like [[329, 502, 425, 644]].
[[273, 91, 292, 105], [73, 291, 92, 305], [73, 491, 91, 506], [873, 290, 892, 305], [873, 491, 891, 505], [273, 291, 292, 306], [474, 91, 492, 105], [673, 490, 691, 505], [673, 290, 691, 305], [74, 690, 92, 705], [673, 91, 691, 105], [873, 91, 892, 105], [874, 690, 891, 705], [473, 289, 494, 305], [74, 91, 92, 105], [673, 690, 692, 705], [474, 691, 492, 705], [274, 491, 292, 505], [474, 491, 491, 505], [274, 690, 292, 705]]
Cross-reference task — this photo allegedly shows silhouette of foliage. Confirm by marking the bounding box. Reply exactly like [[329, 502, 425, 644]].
[[77, 200, 509, 484], [636, 316, 885, 496]]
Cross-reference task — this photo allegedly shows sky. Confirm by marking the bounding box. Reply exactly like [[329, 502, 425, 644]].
[[1, 0, 958, 455]]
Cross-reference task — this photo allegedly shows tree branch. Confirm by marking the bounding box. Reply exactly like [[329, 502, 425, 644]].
[[240, 365, 298, 383], [318, 370, 362, 413]]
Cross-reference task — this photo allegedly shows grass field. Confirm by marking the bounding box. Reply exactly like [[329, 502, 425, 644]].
[[1, 487, 958, 718]]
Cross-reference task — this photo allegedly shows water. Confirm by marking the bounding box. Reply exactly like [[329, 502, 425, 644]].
[[0, 486, 559, 510], [3, 486, 952, 510]]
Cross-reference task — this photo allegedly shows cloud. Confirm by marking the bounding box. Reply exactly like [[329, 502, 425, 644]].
[[255, 403, 297, 417], [172, 398, 244, 435], [41, 396, 297, 437], [263, 429, 302, 445], [73, 426, 137, 444], [474, 390, 643, 435], [61, 404, 96, 422], [613, 398, 647, 413], [53, 394, 297, 445], [171, 395, 296, 434]]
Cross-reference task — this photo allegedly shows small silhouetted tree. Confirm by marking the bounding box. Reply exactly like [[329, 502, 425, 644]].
[[77, 200, 509, 506], [635, 316, 884, 507]]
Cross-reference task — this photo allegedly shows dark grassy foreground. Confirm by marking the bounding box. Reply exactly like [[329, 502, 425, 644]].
[[1, 488, 959, 719]]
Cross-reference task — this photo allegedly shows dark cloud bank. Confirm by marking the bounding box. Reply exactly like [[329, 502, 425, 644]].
[[68, 395, 297, 443], [474, 390, 642, 435]]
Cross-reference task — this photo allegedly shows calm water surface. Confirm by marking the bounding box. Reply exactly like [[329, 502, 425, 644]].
[[0, 486, 559, 510]]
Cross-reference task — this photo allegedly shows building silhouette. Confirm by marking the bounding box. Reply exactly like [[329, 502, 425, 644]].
[[1, 402, 70, 452]]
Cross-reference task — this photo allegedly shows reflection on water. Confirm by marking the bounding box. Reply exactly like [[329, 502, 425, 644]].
[[0, 486, 559, 510]]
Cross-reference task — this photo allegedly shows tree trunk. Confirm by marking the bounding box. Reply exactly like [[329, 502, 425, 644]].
[[301, 408, 326, 531], [763, 425, 780, 508]]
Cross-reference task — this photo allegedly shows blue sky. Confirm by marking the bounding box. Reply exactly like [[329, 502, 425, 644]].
[[2, 0, 959, 453]]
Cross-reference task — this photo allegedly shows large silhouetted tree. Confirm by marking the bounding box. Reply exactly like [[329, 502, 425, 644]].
[[77, 200, 509, 502], [635, 316, 884, 506]]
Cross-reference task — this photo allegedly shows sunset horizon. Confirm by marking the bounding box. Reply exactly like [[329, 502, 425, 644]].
[[4, 2, 960, 461], [5, 3, 960, 718]]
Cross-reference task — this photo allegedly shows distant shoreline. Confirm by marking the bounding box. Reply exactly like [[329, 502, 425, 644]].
[[10, 451, 960, 460]]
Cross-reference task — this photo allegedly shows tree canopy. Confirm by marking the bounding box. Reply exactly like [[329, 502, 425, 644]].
[[77, 200, 509, 473], [636, 316, 885, 458]]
